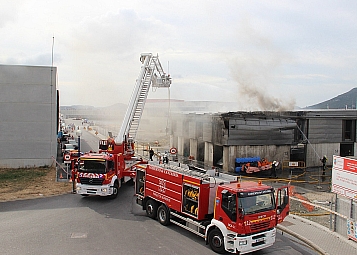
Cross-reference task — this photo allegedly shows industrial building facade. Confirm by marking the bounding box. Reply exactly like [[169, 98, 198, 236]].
[[0, 65, 58, 168], [61, 99, 357, 172], [169, 110, 357, 172]]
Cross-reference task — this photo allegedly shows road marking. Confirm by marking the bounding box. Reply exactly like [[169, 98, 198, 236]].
[[70, 232, 87, 238]]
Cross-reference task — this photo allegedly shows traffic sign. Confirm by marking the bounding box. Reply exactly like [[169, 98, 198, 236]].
[[170, 147, 177, 154]]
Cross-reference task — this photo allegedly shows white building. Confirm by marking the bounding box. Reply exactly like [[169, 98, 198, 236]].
[[0, 65, 58, 168]]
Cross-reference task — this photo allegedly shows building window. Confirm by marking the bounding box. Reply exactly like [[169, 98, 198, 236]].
[[342, 120, 355, 141]]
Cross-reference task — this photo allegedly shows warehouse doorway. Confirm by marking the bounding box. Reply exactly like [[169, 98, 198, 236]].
[[213, 145, 223, 167], [340, 143, 354, 157]]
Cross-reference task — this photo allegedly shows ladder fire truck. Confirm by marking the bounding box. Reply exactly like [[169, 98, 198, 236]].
[[74, 53, 171, 198], [135, 162, 289, 254]]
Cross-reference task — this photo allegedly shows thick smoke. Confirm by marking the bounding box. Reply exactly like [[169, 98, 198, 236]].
[[229, 54, 295, 111], [228, 23, 296, 111]]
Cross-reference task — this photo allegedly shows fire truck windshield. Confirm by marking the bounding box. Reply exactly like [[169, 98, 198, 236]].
[[79, 160, 107, 174], [239, 191, 275, 215]]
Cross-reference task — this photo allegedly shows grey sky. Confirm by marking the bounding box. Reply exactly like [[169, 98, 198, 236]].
[[0, 1, 356, 110]]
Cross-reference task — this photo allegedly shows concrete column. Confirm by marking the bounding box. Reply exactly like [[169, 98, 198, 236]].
[[190, 138, 198, 159], [222, 146, 230, 173], [169, 135, 175, 149], [204, 142, 214, 167], [228, 146, 237, 173], [222, 146, 236, 173], [177, 136, 184, 155]]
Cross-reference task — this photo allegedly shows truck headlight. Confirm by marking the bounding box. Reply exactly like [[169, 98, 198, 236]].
[[101, 188, 107, 192], [239, 240, 247, 245]]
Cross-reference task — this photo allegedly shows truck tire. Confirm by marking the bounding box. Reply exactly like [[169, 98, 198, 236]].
[[157, 205, 170, 226], [208, 229, 225, 254], [110, 181, 119, 199], [145, 199, 158, 219]]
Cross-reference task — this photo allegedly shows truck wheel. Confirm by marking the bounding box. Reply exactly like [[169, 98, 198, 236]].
[[110, 181, 119, 199], [157, 205, 170, 226], [145, 199, 158, 219], [208, 229, 225, 254]]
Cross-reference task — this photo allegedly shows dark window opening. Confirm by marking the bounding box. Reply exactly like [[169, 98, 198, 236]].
[[343, 120, 355, 141]]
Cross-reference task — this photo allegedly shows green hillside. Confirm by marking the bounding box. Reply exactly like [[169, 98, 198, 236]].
[[306, 88, 357, 109]]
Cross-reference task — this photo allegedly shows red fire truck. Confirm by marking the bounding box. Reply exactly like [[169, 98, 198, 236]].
[[72, 53, 171, 198], [74, 148, 144, 198], [135, 162, 289, 254]]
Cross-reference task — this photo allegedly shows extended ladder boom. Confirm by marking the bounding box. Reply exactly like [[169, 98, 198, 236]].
[[115, 53, 171, 144]]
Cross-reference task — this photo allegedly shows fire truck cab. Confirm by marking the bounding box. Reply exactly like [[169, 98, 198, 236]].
[[75, 152, 141, 198]]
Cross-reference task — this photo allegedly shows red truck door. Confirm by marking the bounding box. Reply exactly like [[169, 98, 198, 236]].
[[214, 189, 238, 230], [276, 186, 289, 224]]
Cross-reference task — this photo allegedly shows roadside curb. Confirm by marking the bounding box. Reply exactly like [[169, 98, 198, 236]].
[[277, 214, 357, 255], [289, 214, 357, 250], [277, 223, 326, 255], [0, 191, 73, 203]]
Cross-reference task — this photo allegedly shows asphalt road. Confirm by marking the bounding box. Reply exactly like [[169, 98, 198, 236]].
[[0, 185, 318, 255], [0, 120, 319, 255]]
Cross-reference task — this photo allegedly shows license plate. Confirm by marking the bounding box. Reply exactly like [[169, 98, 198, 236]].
[[255, 238, 264, 243]]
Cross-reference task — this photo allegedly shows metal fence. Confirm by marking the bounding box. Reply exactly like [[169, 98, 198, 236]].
[[289, 185, 357, 241], [335, 196, 357, 237]]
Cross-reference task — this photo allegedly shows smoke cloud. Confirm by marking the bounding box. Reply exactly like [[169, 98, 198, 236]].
[[228, 23, 296, 111]]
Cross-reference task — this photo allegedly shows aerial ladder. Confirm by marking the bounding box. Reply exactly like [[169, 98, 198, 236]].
[[116, 53, 171, 144], [73, 54, 171, 196], [99, 53, 171, 159]]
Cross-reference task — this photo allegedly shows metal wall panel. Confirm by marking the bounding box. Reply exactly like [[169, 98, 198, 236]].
[[0, 65, 57, 168], [308, 119, 342, 143]]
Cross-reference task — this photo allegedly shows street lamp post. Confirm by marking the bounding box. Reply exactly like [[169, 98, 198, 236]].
[[76, 129, 82, 157]]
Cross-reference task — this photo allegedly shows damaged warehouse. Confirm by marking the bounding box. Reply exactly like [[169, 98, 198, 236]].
[[169, 110, 357, 173]]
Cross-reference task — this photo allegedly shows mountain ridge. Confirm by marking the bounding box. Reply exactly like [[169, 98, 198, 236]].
[[306, 87, 357, 109]]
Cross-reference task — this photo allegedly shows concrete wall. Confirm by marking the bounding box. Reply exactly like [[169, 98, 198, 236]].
[[308, 118, 342, 143], [189, 138, 198, 159], [306, 143, 340, 167], [0, 65, 57, 168], [204, 142, 214, 167], [335, 196, 357, 237]]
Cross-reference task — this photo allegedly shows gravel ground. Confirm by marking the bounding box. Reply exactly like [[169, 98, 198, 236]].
[[0, 167, 72, 202]]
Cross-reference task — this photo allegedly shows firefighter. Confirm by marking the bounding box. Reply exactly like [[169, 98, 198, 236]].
[[163, 151, 169, 164], [270, 161, 278, 178], [149, 148, 154, 161], [321, 155, 327, 181]]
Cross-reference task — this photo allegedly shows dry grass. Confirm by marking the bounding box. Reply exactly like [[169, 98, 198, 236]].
[[0, 167, 72, 202]]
